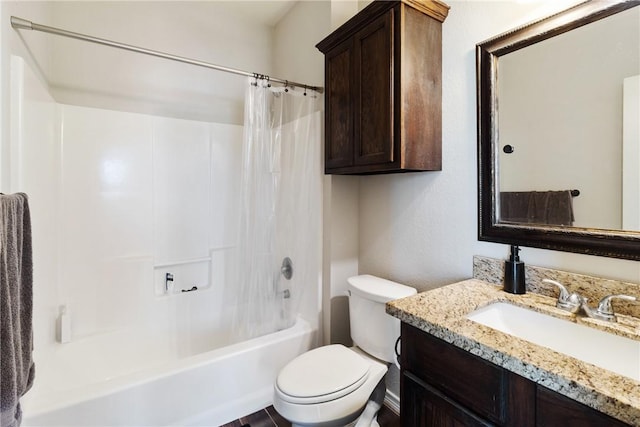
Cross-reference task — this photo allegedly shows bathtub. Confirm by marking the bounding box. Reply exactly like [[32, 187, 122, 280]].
[[21, 317, 314, 426]]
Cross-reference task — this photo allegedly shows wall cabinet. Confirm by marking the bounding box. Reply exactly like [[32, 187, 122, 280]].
[[400, 322, 630, 427], [316, 0, 449, 175]]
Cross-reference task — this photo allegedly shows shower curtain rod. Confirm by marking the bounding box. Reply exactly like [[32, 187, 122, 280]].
[[10, 16, 323, 93]]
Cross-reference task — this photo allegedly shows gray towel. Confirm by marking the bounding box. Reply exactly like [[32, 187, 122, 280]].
[[499, 192, 531, 223], [1, 193, 35, 427], [530, 191, 575, 226], [500, 190, 574, 226]]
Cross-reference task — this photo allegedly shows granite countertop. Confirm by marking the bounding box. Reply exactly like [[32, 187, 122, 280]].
[[386, 279, 640, 426]]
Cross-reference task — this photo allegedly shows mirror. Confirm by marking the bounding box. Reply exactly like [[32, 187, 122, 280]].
[[477, 0, 640, 260]]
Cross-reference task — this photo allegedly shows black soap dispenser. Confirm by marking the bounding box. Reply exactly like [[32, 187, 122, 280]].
[[504, 245, 526, 294]]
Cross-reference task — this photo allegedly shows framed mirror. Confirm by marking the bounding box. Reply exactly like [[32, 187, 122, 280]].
[[477, 0, 640, 260]]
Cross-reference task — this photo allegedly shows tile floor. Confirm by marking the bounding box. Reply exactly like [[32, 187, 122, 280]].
[[221, 405, 400, 427]]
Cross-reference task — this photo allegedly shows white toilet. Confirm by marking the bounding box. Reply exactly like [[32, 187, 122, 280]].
[[273, 275, 417, 426]]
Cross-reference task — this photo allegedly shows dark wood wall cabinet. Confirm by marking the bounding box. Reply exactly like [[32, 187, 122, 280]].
[[316, 0, 449, 175], [400, 322, 630, 427]]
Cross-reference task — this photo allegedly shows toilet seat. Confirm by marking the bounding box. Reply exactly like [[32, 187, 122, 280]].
[[273, 345, 388, 427], [276, 345, 370, 404]]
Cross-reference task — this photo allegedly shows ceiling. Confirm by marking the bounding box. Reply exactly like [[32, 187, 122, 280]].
[[215, 0, 299, 27]]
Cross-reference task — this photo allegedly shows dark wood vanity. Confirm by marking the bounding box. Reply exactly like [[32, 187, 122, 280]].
[[400, 323, 630, 426], [316, 0, 449, 175]]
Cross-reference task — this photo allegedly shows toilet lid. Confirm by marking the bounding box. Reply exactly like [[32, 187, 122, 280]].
[[276, 344, 370, 400]]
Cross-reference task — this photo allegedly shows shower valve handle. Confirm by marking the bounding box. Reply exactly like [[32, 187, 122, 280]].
[[165, 273, 174, 293], [281, 257, 293, 280]]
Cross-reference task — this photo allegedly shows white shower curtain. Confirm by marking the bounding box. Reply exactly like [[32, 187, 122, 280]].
[[233, 78, 321, 340]]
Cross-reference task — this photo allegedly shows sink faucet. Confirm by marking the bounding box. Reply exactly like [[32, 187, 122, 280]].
[[543, 279, 637, 322], [580, 294, 637, 322], [542, 279, 582, 313]]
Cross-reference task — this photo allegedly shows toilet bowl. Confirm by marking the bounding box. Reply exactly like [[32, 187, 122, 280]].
[[273, 275, 416, 426], [274, 345, 387, 426]]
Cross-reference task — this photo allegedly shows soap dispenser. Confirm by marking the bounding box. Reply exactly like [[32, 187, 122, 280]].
[[504, 245, 526, 294]]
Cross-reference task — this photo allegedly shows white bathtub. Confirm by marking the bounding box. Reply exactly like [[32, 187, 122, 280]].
[[21, 317, 314, 426]]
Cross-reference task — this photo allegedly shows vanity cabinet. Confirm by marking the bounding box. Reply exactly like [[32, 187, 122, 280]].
[[400, 323, 630, 427], [315, 0, 449, 175]]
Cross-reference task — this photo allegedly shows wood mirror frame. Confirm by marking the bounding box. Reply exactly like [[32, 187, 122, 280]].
[[477, 0, 640, 261]]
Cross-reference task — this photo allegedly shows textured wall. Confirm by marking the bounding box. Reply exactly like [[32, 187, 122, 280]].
[[356, 1, 640, 292]]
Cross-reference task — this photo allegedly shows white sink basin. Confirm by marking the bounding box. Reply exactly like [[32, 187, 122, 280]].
[[467, 302, 640, 381]]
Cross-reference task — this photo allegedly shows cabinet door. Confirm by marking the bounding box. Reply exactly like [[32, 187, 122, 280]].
[[537, 386, 630, 427], [402, 323, 508, 424], [325, 39, 353, 170], [353, 10, 394, 168], [402, 372, 496, 427]]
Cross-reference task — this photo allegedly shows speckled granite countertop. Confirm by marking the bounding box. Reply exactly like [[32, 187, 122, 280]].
[[386, 279, 640, 426]]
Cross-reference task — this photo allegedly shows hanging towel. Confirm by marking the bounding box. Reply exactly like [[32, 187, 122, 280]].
[[500, 190, 574, 226], [532, 190, 574, 226], [499, 192, 531, 224], [0, 193, 35, 427]]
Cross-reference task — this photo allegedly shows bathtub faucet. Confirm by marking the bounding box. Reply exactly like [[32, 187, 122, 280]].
[[165, 273, 174, 293], [281, 257, 293, 280]]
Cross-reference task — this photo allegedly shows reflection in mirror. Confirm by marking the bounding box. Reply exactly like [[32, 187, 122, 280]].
[[477, 0, 640, 260], [497, 6, 639, 231]]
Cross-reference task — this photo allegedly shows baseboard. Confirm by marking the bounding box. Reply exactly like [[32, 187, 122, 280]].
[[384, 390, 400, 414]]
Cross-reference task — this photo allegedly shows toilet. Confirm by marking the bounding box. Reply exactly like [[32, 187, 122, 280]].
[[273, 275, 417, 426]]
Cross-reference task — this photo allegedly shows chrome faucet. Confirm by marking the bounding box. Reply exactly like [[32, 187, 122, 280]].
[[543, 279, 637, 322], [543, 279, 582, 313], [580, 294, 637, 322]]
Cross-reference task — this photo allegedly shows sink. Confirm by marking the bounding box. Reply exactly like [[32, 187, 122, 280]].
[[467, 302, 640, 381]]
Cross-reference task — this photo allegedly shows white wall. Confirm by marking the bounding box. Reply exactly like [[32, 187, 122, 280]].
[[356, 0, 640, 296], [273, 0, 326, 88], [2, 1, 276, 126], [47, 1, 273, 124], [1, 1, 53, 190]]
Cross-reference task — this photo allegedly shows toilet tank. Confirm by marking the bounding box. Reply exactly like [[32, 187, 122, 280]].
[[347, 275, 417, 363]]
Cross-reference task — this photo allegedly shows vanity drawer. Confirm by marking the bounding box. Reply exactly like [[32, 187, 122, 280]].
[[401, 323, 507, 423]]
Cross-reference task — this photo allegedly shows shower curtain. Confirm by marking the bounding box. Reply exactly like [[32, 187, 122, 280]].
[[232, 78, 321, 340]]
